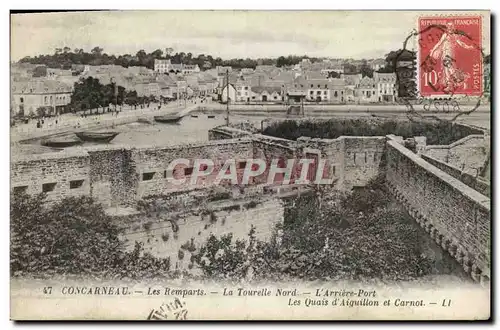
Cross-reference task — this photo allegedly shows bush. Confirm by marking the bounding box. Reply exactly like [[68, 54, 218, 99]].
[[194, 180, 434, 282], [10, 193, 174, 280]]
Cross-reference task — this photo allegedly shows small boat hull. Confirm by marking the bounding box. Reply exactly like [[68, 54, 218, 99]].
[[154, 115, 183, 123], [75, 131, 120, 143], [41, 136, 83, 148], [208, 115, 216, 119], [137, 118, 153, 124]]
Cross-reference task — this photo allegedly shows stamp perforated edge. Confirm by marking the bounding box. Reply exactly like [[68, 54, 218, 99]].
[[415, 13, 485, 98]]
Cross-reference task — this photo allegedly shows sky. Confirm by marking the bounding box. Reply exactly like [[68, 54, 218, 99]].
[[10, 10, 491, 61]]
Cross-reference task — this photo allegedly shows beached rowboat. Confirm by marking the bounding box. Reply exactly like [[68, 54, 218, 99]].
[[75, 131, 120, 143], [41, 135, 83, 148], [154, 114, 183, 123]]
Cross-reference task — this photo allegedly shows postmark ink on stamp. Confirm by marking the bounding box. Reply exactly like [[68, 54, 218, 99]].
[[418, 15, 483, 97]]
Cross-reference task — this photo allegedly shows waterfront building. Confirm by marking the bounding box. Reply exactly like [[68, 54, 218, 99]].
[[11, 79, 73, 116], [374, 72, 397, 102]]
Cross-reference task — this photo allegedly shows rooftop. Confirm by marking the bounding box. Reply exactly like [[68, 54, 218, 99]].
[[11, 79, 73, 94]]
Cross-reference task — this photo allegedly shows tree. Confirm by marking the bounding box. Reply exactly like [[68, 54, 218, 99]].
[[36, 107, 47, 118], [276, 56, 287, 67], [151, 49, 163, 59], [165, 47, 174, 57], [69, 76, 124, 112], [327, 71, 341, 78], [91, 46, 103, 56], [360, 64, 374, 78]]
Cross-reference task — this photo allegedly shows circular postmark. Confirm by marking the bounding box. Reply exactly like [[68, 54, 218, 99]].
[[394, 15, 488, 123]]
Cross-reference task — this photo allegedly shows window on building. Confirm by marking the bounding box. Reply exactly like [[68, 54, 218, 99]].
[[274, 96, 278, 100], [184, 167, 193, 176], [317, 84, 320, 88], [341, 91, 344, 95], [334, 91, 338, 97], [238, 161, 247, 169], [244, 86, 248, 90], [294, 84, 297, 88], [310, 84, 313, 88], [323, 91, 327, 95], [70, 179, 84, 189], [300, 84, 303, 88], [142, 172, 155, 181], [42, 182, 57, 193], [13, 185, 28, 194], [325, 84, 328, 88], [317, 91, 321, 95], [310, 91, 314, 95], [20, 97, 24, 103], [362, 91, 365, 95], [200, 164, 208, 171]]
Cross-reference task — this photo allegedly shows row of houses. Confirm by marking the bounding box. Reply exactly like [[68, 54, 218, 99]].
[[154, 59, 201, 75], [10, 64, 220, 116], [9, 57, 399, 117], [221, 72, 398, 104]]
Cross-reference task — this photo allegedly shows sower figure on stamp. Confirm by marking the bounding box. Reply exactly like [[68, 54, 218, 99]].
[[428, 21, 477, 93]]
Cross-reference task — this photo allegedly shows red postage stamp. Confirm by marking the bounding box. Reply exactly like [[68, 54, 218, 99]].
[[418, 15, 483, 96]]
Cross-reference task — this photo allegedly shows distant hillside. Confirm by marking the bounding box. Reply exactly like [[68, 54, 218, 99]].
[[19, 47, 322, 70]]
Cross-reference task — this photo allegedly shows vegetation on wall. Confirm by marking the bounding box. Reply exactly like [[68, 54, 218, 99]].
[[193, 177, 434, 282], [10, 193, 172, 280], [262, 118, 481, 145], [11, 178, 443, 282]]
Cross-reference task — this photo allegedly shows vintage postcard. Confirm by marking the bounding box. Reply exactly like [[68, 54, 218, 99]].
[[10, 10, 491, 320]]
